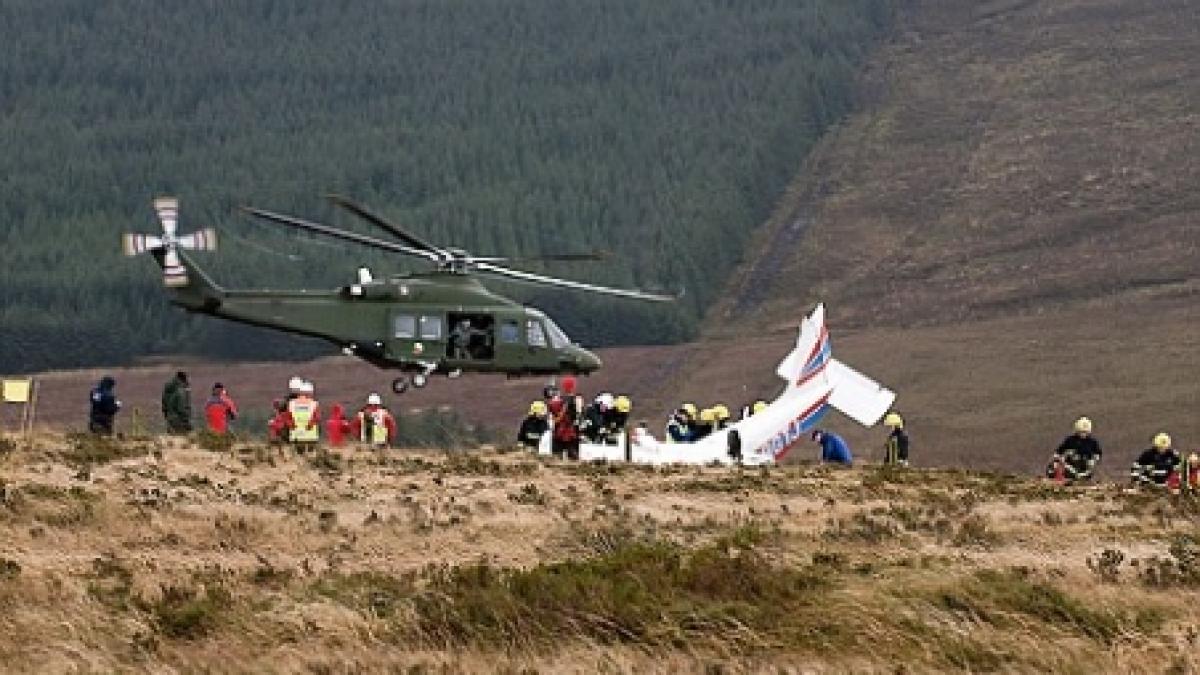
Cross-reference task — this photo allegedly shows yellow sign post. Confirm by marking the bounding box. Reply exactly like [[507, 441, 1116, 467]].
[[2, 378, 38, 438]]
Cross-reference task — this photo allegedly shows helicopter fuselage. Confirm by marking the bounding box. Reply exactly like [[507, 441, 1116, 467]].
[[162, 250, 602, 377]]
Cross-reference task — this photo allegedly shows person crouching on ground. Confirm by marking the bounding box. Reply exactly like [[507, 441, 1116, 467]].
[[1046, 416, 1101, 484], [351, 393, 396, 450], [1131, 433, 1180, 488], [812, 429, 853, 466]]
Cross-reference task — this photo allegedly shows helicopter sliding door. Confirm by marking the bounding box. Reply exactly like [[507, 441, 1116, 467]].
[[446, 312, 495, 361]]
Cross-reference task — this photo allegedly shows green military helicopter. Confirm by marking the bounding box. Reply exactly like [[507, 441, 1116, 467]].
[[124, 195, 673, 393]]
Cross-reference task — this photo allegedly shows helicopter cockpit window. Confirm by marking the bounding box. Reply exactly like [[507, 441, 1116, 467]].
[[499, 320, 520, 344], [419, 315, 442, 340], [393, 314, 417, 339], [544, 319, 571, 349], [525, 320, 547, 348]]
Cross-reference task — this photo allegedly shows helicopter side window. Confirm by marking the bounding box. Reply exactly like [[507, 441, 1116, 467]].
[[419, 315, 442, 340], [526, 320, 547, 348], [544, 319, 571, 349], [499, 320, 520, 344], [393, 314, 417, 339]]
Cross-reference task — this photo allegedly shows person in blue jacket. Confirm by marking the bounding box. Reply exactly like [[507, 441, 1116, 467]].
[[812, 429, 853, 465], [89, 376, 122, 435]]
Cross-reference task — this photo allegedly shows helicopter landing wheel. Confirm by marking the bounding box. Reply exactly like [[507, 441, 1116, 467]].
[[412, 373, 428, 388], [391, 377, 409, 395]]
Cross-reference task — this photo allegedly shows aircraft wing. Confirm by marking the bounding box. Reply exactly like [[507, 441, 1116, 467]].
[[827, 359, 895, 427]]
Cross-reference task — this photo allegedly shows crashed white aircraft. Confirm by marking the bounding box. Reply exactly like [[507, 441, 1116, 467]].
[[539, 304, 896, 465]]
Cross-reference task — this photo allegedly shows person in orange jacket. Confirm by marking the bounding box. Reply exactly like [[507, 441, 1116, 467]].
[[204, 382, 239, 435], [324, 403, 351, 448], [349, 393, 397, 449]]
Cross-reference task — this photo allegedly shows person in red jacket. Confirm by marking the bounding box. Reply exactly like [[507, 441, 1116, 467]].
[[204, 382, 239, 435], [324, 403, 351, 448], [549, 376, 581, 460], [267, 399, 291, 445]]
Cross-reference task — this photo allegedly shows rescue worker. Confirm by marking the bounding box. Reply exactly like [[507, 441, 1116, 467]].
[[287, 381, 321, 448], [1166, 452, 1200, 492], [324, 403, 350, 448], [449, 319, 481, 359], [1046, 416, 1101, 484], [666, 408, 693, 443], [88, 376, 121, 435], [712, 404, 731, 430], [883, 412, 910, 467], [580, 393, 614, 443], [1130, 433, 1180, 488], [161, 371, 192, 434], [267, 399, 290, 445], [549, 376, 581, 459], [287, 376, 303, 401], [204, 382, 239, 435], [350, 393, 397, 449], [692, 408, 717, 441], [812, 429, 853, 465], [517, 400, 550, 449], [742, 400, 768, 419], [607, 395, 632, 439]]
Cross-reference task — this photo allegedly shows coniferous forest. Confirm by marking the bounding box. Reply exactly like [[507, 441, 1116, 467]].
[[0, 0, 892, 372]]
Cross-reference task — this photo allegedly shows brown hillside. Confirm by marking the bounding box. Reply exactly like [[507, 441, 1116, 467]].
[[716, 0, 1199, 330]]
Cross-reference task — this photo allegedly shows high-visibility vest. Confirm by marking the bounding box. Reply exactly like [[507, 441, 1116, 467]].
[[289, 398, 319, 442], [359, 409, 390, 445]]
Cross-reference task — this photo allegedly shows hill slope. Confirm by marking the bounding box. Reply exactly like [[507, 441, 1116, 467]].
[[717, 0, 1199, 330], [666, 0, 1199, 463]]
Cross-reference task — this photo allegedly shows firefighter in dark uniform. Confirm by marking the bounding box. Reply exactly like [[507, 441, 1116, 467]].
[[517, 400, 549, 449], [1046, 416, 1102, 483], [1130, 433, 1180, 488], [883, 412, 910, 467]]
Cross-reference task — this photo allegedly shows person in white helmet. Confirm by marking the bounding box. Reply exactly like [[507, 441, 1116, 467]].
[[1046, 416, 1102, 484], [287, 380, 321, 450], [351, 393, 396, 449]]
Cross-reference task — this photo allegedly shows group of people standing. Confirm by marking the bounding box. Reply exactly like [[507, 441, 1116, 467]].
[[515, 376, 633, 459], [1047, 416, 1198, 490], [266, 376, 397, 449], [87, 373, 400, 450], [88, 372, 237, 436]]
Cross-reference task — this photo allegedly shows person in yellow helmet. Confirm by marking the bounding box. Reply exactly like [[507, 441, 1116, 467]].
[[1130, 432, 1180, 487], [517, 400, 549, 449], [1046, 416, 1102, 484], [712, 404, 731, 430], [883, 412, 910, 467], [601, 395, 632, 443], [693, 408, 717, 441]]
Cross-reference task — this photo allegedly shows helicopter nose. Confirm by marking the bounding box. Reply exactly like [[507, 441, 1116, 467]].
[[577, 348, 602, 373]]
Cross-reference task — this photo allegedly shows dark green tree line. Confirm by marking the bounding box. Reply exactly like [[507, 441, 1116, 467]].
[[0, 0, 892, 372]]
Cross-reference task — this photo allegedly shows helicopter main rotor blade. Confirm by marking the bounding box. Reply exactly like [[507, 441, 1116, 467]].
[[468, 250, 614, 264], [473, 261, 676, 302], [241, 206, 442, 263], [324, 194, 449, 259]]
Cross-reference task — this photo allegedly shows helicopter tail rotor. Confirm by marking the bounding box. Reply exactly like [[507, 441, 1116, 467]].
[[123, 197, 217, 287]]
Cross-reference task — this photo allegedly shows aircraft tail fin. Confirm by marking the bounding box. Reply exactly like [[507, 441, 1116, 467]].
[[776, 304, 894, 426], [151, 248, 225, 311], [775, 304, 830, 387]]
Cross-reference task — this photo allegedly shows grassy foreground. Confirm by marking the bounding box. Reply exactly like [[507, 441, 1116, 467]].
[[0, 433, 1198, 673]]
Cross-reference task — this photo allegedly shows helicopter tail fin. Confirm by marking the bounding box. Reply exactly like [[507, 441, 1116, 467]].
[[150, 247, 225, 311]]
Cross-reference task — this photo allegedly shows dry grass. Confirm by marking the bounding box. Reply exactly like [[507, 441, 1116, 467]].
[[1, 433, 1198, 672]]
